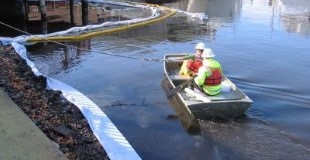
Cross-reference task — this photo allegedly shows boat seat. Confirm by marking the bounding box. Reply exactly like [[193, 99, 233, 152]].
[[169, 75, 191, 81]]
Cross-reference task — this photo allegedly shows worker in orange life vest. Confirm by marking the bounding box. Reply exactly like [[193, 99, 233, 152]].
[[179, 42, 205, 76], [193, 48, 223, 96]]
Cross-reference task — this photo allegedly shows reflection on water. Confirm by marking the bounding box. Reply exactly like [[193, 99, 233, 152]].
[[27, 0, 310, 159], [187, 0, 242, 22], [280, 15, 310, 36], [168, 0, 310, 36], [276, 0, 310, 36], [27, 40, 91, 75]]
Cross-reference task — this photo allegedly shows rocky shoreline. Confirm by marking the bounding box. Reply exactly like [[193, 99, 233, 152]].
[[0, 44, 108, 160]]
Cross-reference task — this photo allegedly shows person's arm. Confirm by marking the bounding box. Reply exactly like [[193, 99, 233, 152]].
[[174, 54, 194, 60], [194, 66, 211, 86], [183, 54, 195, 60]]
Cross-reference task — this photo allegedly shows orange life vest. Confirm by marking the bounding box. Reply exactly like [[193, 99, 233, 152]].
[[204, 68, 222, 86], [187, 59, 203, 73]]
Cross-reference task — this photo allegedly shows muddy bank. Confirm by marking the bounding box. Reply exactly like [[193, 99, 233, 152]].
[[0, 44, 108, 160]]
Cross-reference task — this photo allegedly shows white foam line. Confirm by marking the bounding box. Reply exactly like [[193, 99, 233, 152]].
[[7, 42, 141, 160]]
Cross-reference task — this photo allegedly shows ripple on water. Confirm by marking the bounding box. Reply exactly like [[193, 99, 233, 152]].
[[199, 118, 310, 160]]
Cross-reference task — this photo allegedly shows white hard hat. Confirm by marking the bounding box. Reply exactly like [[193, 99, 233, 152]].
[[195, 42, 205, 50], [201, 48, 215, 58]]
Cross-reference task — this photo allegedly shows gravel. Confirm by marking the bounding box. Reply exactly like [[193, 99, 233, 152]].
[[0, 44, 109, 160]]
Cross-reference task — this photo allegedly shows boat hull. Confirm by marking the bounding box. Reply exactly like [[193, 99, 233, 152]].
[[163, 54, 252, 120]]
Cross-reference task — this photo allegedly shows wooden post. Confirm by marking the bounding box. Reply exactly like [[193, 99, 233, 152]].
[[81, 0, 88, 25], [42, 20, 47, 34], [39, 0, 47, 21], [39, 0, 48, 35], [52, 0, 55, 10], [19, 0, 28, 32], [69, 0, 74, 24], [20, 0, 29, 22], [63, 44, 69, 70]]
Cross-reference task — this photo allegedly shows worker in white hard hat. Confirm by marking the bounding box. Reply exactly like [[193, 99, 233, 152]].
[[179, 42, 206, 76], [194, 42, 206, 52], [192, 48, 223, 96]]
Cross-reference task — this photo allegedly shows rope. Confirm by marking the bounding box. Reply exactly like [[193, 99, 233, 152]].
[[0, 20, 163, 62]]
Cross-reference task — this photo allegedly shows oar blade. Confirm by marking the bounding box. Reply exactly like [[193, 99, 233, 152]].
[[167, 77, 194, 98]]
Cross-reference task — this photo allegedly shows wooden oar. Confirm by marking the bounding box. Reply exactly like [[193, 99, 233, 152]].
[[167, 77, 194, 98]]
